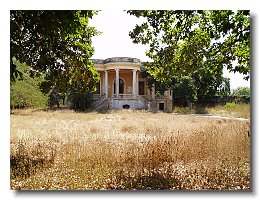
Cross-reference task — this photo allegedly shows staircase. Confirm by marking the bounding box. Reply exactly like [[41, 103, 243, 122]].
[[136, 95, 148, 110], [93, 94, 106, 107], [93, 95, 110, 112]]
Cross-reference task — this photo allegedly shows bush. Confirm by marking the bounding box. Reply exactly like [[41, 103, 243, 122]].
[[10, 60, 48, 109], [233, 87, 250, 96], [11, 81, 48, 109], [67, 87, 93, 111], [224, 102, 236, 109]]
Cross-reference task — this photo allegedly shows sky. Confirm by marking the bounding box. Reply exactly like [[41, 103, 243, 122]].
[[89, 10, 250, 90]]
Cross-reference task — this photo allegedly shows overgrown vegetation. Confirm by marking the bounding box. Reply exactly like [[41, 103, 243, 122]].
[[173, 103, 250, 119], [233, 86, 250, 97], [10, 60, 47, 109], [207, 103, 250, 119], [128, 11, 250, 81], [10, 11, 100, 111], [128, 10, 249, 105], [11, 110, 250, 190]]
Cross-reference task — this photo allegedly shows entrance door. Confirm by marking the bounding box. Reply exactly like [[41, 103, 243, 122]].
[[114, 79, 124, 94], [139, 81, 145, 95], [159, 103, 164, 111]]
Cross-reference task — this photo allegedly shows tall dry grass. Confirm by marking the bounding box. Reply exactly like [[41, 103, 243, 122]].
[[10, 109, 250, 190]]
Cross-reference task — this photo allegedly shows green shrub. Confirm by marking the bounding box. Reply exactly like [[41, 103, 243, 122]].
[[224, 102, 236, 109], [10, 60, 48, 109], [11, 81, 48, 109], [67, 87, 93, 111]]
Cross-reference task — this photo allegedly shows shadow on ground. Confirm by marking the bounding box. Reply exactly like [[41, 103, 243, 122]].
[[10, 155, 54, 179], [109, 171, 180, 190]]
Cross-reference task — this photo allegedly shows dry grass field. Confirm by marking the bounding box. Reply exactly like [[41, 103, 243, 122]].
[[173, 103, 250, 119], [10, 109, 250, 190]]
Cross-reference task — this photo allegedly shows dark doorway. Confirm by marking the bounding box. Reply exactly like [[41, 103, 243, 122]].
[[159, 103, 164, 111], [139, 81, 145, 95], [114, 79, 124, 94]]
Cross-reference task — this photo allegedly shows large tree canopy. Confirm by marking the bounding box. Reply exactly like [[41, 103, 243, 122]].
[[127, 10, 250, 83], [10, 10, 100, 95]]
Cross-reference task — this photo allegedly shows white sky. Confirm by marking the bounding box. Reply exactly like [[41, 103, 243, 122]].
[[89, 10, 250, 90], [89, 10, 150, 61]]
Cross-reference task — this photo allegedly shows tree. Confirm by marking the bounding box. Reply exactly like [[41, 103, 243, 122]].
[[127, 10, 250, 84], [170, 76, 197, 106], [192, 70, 231, 102], [233, 86, 250, 96], [10, 11, 100, 110], [216, 77, 231, 97], [10, 59, 48, 109], [141, 65, 230, 106]]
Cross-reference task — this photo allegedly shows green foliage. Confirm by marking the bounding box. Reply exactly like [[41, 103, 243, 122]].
[[11, 82, 48, 109], [67, 86, 93, 111], [10, 11, 100, 107], [48, 87, 61, 108], [171, 76, 197, 106], [216, 77, 231, 96], [224, 102, 236, 109], [233, 87, 250, 96], [193, 71, 230, 102], [10, 61, 47, 109], [127, 10, 250, 82]]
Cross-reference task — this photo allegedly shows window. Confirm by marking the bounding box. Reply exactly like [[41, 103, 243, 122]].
[[139, 81, 145, 95], [114, 79, 124, 94]]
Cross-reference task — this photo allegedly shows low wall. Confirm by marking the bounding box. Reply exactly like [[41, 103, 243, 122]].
[[111, 99, 145, 109]]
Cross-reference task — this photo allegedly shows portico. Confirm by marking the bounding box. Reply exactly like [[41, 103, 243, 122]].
[[93, 58, 142, 99], [92, 57, 172, 112]]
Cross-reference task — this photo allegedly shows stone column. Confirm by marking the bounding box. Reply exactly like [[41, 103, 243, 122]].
[[115, 68, 119, 98], [99, 78, 102, 97], [152, 83, 155, 100], [136, 71, 139, 95], [102, 72, 105, 95], [133, 69, 137, 98], [105, 70, 108, 98]]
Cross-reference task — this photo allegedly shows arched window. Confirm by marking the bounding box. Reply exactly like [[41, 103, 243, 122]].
[[114, 79, 124, 94]]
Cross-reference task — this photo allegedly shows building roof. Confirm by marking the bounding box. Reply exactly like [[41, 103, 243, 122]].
[[91, 57, 141, 64]]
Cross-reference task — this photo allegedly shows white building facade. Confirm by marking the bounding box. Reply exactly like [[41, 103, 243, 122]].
[[92, 57, 172, 112]]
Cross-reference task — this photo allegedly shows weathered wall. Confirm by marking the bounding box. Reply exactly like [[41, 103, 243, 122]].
[[111, 99, 146, 109], [103, 70, 143, 96]]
